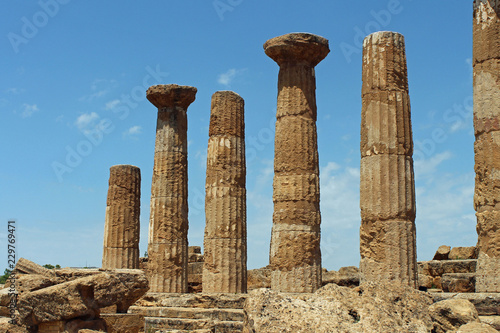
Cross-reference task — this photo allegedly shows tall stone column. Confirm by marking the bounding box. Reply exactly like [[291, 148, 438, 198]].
[[203, 91, 247, 293], [359, 31, 417, 288], [102, 164, 141, 269], [473, 0, 500, 293], [147, 84, 197, 293], [264, 33, 329, 293]]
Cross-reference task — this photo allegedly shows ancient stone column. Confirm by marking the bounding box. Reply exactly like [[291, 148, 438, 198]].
[[473, 0, 500, 293], [264, 33, 329, 293], [146, 84, 197, 293], [102, 165, 141, 269], [359, 31, 417, 288], [203, 91, 247, 293]]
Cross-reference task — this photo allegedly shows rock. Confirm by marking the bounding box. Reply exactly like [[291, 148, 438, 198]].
[[247, 267, 271, 291], [429, 299, 479, 333], [53, 268, 101, 282], [450, 247, 477, 260], [442, 273, 476, 292], [457, 322, 499, 332], [480, 316, 500, 330], [0, 317, 27, 332], [433, 276, 443, 290], [322, 268, 360, 288], [14, 258, 56, 278], [18, 269, 148, 326], [418, 260, 476, 276], [418, 274, 433, 289], [433, 245, 451, 260], [65, 318, 107, 333], [243, 282, 434, 332], [188, 253, 204, 263], [16, 274, 58, 294], [189, 246, 201, 254], [101, 313, 144, 333]]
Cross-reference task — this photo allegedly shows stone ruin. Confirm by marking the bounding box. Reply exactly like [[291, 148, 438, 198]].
[[359, 31, 417, 287], [473, 0, 500, 293], [2, 2, 500, 332], [264, 33, 329, 293]]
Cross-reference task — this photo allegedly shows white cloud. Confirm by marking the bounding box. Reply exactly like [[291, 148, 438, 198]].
[[6, 88, 24, 95], [320, 163, 361, 270], [217, 68, 245, 86], [414, 151, 453, 178], [75, 112, 100, 132], [123, 125, 142, 136], [105, 99, 120, 110], [21, 104, 39, 118], [79, 79, 117, 102]]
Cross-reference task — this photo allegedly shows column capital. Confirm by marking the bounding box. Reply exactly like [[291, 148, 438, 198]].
[[146, 84, 197, 110], [264, 33, 330, 67]]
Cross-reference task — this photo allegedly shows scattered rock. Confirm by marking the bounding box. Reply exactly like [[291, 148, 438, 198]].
[[18, 269, 148, 326], [65, 318, 107, 333], [16, 274, 58, 294], [429, 299, 479, 333], [442, 273, 476, 292], [457, 322, 499, 332], [0, 317, 27, 333], [450, 247, 477, 260], [247, 267, 271, 290], [322, 267, 360, 288], [243, 282, 433, 332], [433, 245, 451, 260], [101, 313, 144, 333], [14, 258, 56, 278], [418, 274, 433, 289]]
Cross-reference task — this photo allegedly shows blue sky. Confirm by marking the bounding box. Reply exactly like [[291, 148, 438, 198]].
[[1, 1, 476, 271]]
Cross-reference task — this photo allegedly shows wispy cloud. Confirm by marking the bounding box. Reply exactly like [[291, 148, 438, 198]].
[[217, 68, 246, 86], [105, 99, 120, 110], [75, 112, 100, 133], [414, 151, 453, 178], [79, 79, 117, 102], [21, 104, 39, 118], [123, 125, 142, 137], [6, 88, 24, 95]]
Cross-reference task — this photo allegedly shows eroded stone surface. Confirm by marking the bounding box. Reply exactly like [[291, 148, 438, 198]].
[[203, 91, 247, 294], [264, 32, 329, 293], [473, 0, 500, 293], [147, 84, 197, 293], [243, 282, 433, 333], [102, 165, 141, 269], [359, 31, 417, 287], [429, 299, 480, 333]]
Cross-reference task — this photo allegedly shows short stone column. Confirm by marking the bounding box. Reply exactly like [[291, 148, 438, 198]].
[[359, 31, 417, 287], [473, 0, 500, 293], [102, 165, 141, 269], [264, 33, 329, 293], [146, 84, 197, 293], [203, 91, 247, 293]]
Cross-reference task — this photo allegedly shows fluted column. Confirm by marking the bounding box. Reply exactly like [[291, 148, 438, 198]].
[[473, 0, 500, 292], [264, 33, 329, 293], [203, 91, 247, 293], [359, 31, 417, 288], [102, 164, 141, 269], [147, 84, 197, 293]]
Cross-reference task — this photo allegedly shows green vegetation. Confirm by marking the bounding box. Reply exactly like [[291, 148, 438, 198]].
[[0, 269, 12, 284], [43, 264, 61, 269]]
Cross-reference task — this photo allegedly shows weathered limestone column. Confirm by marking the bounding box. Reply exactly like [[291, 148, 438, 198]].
[[264, 33, 329, 293], [359, 31, 417, 287], [473, 0, 500, 292], [102, 165, 141, 269], [203, 91, 247, 293], [147, 84, 197, 293]]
